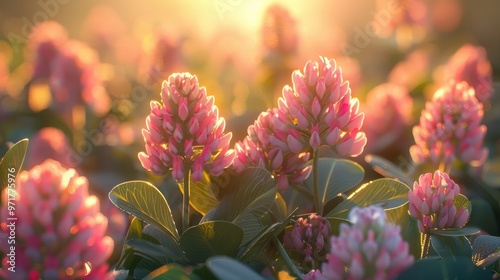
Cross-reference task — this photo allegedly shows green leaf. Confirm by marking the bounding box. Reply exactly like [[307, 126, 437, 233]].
[[282, 186, 313, 214], [202, 168, 276, 244], [179, 171, 219, 215], [396, 256, 492, 279], [364, 154, 414, 186], [142, 264, 198, 280], [117, 217, 144, 270], [142, 225, 184, 259], [325, 217, 351, 236], [270, 192, 287, 221], [0, 139, 28, 204], [385, 202, 409, 225], [238, 209, 297, 262], [180, 221, 243, 264], [109, 181, 179, 240], [191, 265, 218, 280], [430, 227, 481, 237], [386, 204, 421, 259], [303, 158, 364, 214], [272, 234, 303, 278], [206, 256, 265, 280], [126, 238, 185, 264], [431, 235, 472, 259], [327, 178, 410, 219], [454, 193, 471, 213], [134, 258, 163, 280], [472, 235, 500, 267]]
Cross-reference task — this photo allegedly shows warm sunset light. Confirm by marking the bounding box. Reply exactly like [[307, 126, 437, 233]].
[[0, 1, 499, 279]]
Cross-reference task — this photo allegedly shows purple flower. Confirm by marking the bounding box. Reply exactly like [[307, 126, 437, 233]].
[[138, 72, 235, 182], [410, 81, 488, 169], [277, 56, 366, 156], [0, 160, 114, 279], [283, 214, 331, 265], [316, 206, 414, 280], [408, 170, 469, 233]]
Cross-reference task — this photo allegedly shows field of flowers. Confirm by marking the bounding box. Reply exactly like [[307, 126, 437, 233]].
[[0, 0, 499, 279]]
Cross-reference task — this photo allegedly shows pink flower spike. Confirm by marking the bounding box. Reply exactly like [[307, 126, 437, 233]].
[[191, 158, 204, 182], [445, 44, 493, 104], [269, 148, 284, 170], [277, 56, 366, 157], [319, 206, 413, 279], [139, 72, 234, 182], [410, 81, 488, 169], [309, 125, 321, 151], [409, 170, 469, 233], [287, 134, 304, 154], [454, 208, 469, 228], [178, 97, 189, 121], [311, 97, 321, 119], [172, 155, 184, 181], [0, 160, 114, 278]]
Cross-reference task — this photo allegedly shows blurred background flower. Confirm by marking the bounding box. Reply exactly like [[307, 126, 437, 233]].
[[28, 20, 67, 81], [310, 206, 413, 280], [362, 82, 413, 155], [0, 160, 114, 279], [443, 44, 493, 104], [24, 126, 75, 169], [410, 81, 488, 171]]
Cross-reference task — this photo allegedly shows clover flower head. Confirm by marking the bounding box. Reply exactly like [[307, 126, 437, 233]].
[[233, 108, 311, 192], [29, 20, 68, 79], [139, 72, 235, 182], [277, 56, 366, 156], [410, 81, 488, 168], [283, 214, 331, 265], [0, 160, 114, 279], [317, 206, 413, 280], [409, 170, 469, 233], [363, 83, 413, 152], [445, 44, 493, 103]]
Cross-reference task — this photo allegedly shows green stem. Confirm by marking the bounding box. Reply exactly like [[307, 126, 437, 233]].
[[312, 150, 322, 215], [272, 234, 303, 278], [182, 169, 191, 233], [421, 233, 431, 259]]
